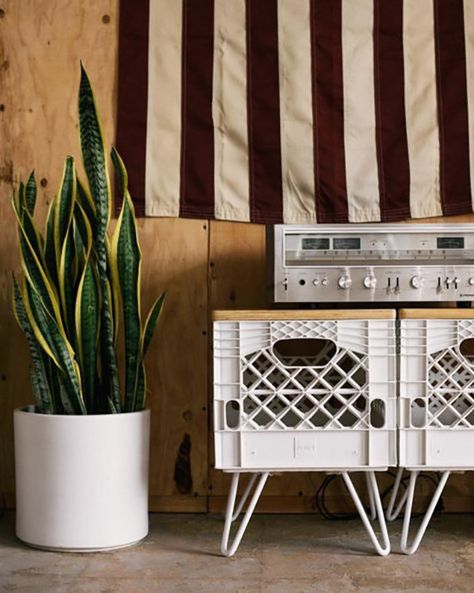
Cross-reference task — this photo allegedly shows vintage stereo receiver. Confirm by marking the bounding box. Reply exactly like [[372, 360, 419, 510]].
[[267, 224, 474, 303]]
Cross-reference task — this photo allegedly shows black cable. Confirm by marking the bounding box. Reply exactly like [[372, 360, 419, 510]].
[[315, 470, 444, 520]]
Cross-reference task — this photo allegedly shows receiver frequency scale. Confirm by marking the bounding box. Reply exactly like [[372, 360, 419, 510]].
[[267, 224, 474, 303]]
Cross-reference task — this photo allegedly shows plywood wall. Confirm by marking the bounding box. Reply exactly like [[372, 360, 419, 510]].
[[0, 0, 209, 512], [0, 0, 472, 514]]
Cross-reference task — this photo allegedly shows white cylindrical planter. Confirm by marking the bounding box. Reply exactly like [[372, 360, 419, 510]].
[[14, 407, 150, 551]]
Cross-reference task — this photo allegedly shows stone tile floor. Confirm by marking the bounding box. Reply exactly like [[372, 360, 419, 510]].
[[0, 512, 473, 592]]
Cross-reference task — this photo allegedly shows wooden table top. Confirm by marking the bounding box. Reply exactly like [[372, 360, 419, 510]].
[[212, 309, 396, 321]]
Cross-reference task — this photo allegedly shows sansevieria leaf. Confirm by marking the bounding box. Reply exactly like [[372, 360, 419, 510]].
[[79, 63, 120, 411], [76, 178, 96, 237], [25, 171, 37, 216], [13, 203, 44, 265], [135, 362, 146, 412], [112, 192, 141, 412], [12, 276, 54, 414], [75, 258, 99, 412], [54, 156, 76, 272], [14, 200, 63, 328], [24, 282, 86, 414], [142, 292, 166, 358], [59, 227, 76, 340], [111, 148, 142, 412], [44, 199, 58, 285]]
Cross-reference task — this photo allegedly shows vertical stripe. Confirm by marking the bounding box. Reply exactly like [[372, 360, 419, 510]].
[[434, 0, 472, 215], [213, 0, 250, 222], [278, 0, 316, 224], [116, 0, 149, 216], [403, 0, 441, 218], [246, 0, 283, 224], [310, 0, 348, 223], [374, 0, 410, 222], [341, 0, 380, 222], [145, 0, 183, 217], [180, 0, 215, 218], [464, 0, 474, 211]]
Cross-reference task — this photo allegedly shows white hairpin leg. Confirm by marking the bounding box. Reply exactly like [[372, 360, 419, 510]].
[[400, 470, 450, 555], [342, 471, 390, 556], [386, 467, 408, 521], [230, 473, 258, 521], [365, 472, 377, 521], [221, 472, 269, 557]]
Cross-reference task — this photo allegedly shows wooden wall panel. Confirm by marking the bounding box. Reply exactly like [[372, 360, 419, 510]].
[[0, 0, 472, 514], [0, 0, 209, 512]]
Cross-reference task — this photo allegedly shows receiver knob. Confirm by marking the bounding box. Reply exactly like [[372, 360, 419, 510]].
[[469, 278, 474, 286], [410, 275, 424, 289], [338, 275, 352, 289], [363, 276, 377, 289]]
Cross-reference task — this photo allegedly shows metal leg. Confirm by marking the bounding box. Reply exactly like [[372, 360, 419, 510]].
[[386, 467, 408, 521], [365, 472, 377, 521], [342, 471, 391, 556], [221, 472, 269, 557], [400, 470, 450, 555], [231, 474, 258, 522]]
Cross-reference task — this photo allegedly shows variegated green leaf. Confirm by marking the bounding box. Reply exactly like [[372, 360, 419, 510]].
[[77, 178, 96, 236], [79, 63, 120, 411], [44, 199, 58, 284], [13, 203, 44, 265], [47, 360, 64, 414], [14, 200, 63, 327], [24, 282, 86, 414], [12, 276, 54, 414], [75, 259, 99, 412], [142, 292, 165, 358], [134, 362, 146, 411], [25, 171, 37, 216], [59, 227, 76, 340], [111, 147, 128, 199], [54, 156, 76, 271], [17, 182, 26, 218], [112, 192, 141, 412]]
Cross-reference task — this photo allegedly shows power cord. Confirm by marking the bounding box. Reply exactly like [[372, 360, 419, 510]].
[[315, 470, 444, 520]]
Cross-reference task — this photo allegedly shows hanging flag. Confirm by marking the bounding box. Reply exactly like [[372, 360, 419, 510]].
[[117, 0, 474, 223]]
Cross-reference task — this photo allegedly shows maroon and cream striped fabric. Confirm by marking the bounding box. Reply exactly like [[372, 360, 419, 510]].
[[117, 0, 474, 222]]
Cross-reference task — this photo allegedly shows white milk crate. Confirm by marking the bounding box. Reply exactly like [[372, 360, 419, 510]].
[[388, 309, 474, 554], [213, 310, 396, 556]]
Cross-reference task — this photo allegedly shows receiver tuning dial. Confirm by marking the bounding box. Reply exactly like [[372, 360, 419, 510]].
[[410, 275, 424, 289], [363, 275, 377, 289], [338, 275, 352, 289]]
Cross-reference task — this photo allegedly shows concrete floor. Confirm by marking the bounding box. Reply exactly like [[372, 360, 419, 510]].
[[0, 512, 473, 593]]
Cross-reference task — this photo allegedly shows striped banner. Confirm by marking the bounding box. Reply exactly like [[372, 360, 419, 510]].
[[117, 0, 474, 223]]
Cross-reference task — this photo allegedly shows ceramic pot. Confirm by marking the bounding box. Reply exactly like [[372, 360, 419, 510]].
[[14, 406, 150, 551]]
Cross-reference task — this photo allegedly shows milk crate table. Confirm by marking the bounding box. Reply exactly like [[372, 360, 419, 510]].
[[213, 309, 397, 556], [387, 309, 474, 554]]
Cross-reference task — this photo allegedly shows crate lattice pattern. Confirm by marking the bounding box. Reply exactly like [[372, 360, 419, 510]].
[[411, 320, 474, 428], [236, 320, 385, 431]]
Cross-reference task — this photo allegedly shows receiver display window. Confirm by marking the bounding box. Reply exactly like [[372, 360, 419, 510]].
[[333, 238, 361, 250], [437, 237, 464, 249], [301, 238, 330, 250]]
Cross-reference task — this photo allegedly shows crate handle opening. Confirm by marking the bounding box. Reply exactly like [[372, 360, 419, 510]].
[[459, 338, 474, 364], [226, 400, 240, 429], [411, 398, 425, 428], [370, 399, 385, 428], [272, 338, 337, 368]]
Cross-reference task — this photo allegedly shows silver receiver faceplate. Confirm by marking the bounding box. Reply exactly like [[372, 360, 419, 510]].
[[267, 224, 474, 303]]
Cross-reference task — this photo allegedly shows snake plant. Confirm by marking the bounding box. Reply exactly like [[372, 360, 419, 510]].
[[11, 65, 165, 414]]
